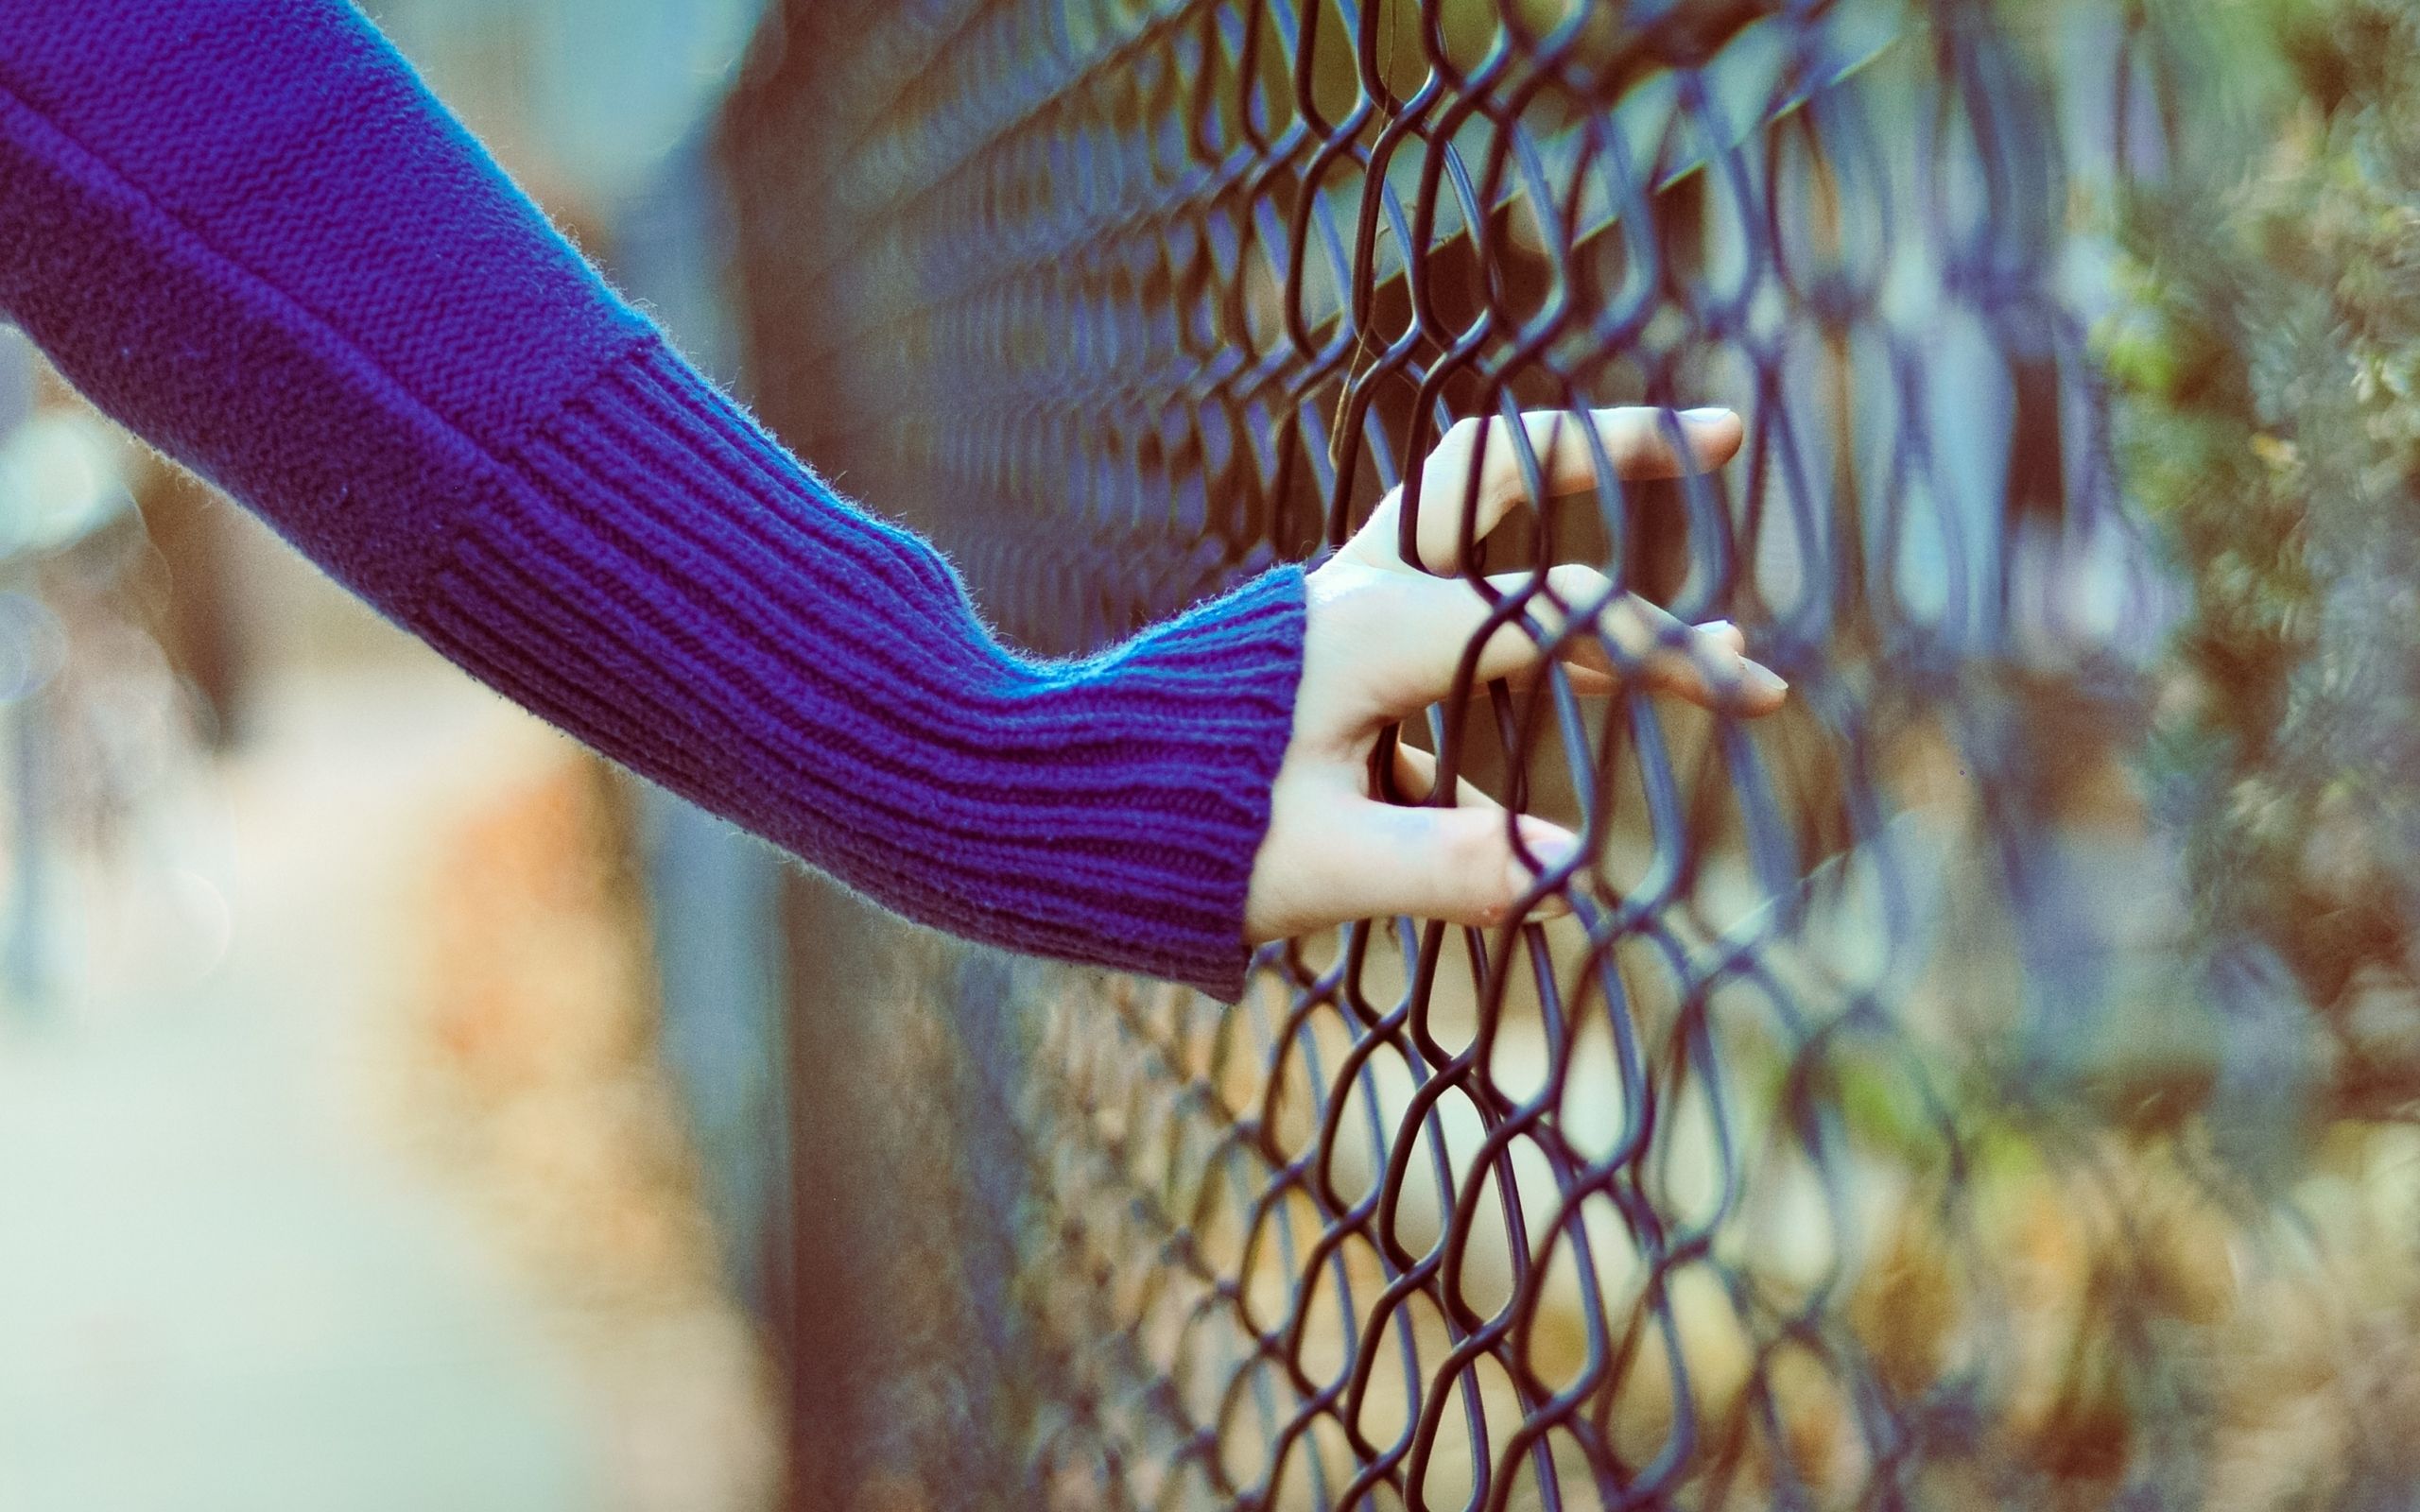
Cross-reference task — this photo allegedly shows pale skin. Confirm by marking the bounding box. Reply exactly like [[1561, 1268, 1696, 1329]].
[[1241, 404, 1787, 942]]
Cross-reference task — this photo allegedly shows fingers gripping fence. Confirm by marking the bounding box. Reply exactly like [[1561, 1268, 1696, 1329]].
[[718, 3, 2230, 1507]]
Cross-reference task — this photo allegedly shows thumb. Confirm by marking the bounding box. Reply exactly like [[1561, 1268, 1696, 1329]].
[[1324, 802, 1582, 929]]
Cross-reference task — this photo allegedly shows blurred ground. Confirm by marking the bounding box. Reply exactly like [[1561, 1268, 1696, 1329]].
[[0, 629, 778, 1511]]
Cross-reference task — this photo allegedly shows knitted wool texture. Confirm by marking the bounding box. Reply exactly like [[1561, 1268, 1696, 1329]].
[[0, 0, 1306, 999]]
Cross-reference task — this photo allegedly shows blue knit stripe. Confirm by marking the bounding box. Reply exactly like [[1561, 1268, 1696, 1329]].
[[433, 341, 1305, 993], [506, 343, 1293, 748], [458, 456, 1279, 848], [433, 529, 1263, 876], [427, 570, 1253, 957]]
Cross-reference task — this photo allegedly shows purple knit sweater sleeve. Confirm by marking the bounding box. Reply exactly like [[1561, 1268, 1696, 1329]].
[[0, 0, 1305, 999]]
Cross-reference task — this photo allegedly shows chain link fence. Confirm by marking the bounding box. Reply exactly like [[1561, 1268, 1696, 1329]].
[[717, 3, 2420, 1507]]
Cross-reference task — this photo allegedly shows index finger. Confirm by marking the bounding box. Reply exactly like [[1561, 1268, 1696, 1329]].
[[1343, 405, 1743, 576]]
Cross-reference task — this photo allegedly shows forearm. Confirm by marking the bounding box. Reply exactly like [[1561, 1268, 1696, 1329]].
[[0, 0, 1304, 996]]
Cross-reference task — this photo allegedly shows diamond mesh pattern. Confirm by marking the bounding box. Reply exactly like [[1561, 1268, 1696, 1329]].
[[716, 4, 2271, 1508]]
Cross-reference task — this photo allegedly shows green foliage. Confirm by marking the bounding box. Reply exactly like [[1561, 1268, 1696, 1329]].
[[2116, 0, 2420, 1047]]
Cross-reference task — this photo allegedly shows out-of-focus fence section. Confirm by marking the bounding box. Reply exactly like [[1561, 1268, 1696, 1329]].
[[715, 3, 2420, 1509]]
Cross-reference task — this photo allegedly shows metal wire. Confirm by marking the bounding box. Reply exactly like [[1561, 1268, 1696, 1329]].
[[718, 3, 2237, 1507]]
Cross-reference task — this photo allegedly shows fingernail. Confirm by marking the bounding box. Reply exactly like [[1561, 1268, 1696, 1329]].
[[1742, 660, 1789, 701], [1681, 406, 1736, 425], [1508, 823, 1582, 902], [1512, 824, 1582, 922], [1698, 618, 1744, 651]]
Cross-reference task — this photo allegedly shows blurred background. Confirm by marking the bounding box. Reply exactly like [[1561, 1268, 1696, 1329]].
[[12, 0, 2420, 1510], [0, 3, 785, 1508]]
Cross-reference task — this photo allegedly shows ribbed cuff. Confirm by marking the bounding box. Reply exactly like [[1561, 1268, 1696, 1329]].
[[420, 335, 1304, 1000]]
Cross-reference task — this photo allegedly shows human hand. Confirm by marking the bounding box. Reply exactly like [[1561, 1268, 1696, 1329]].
[[1241, 405, 1788, 943]]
